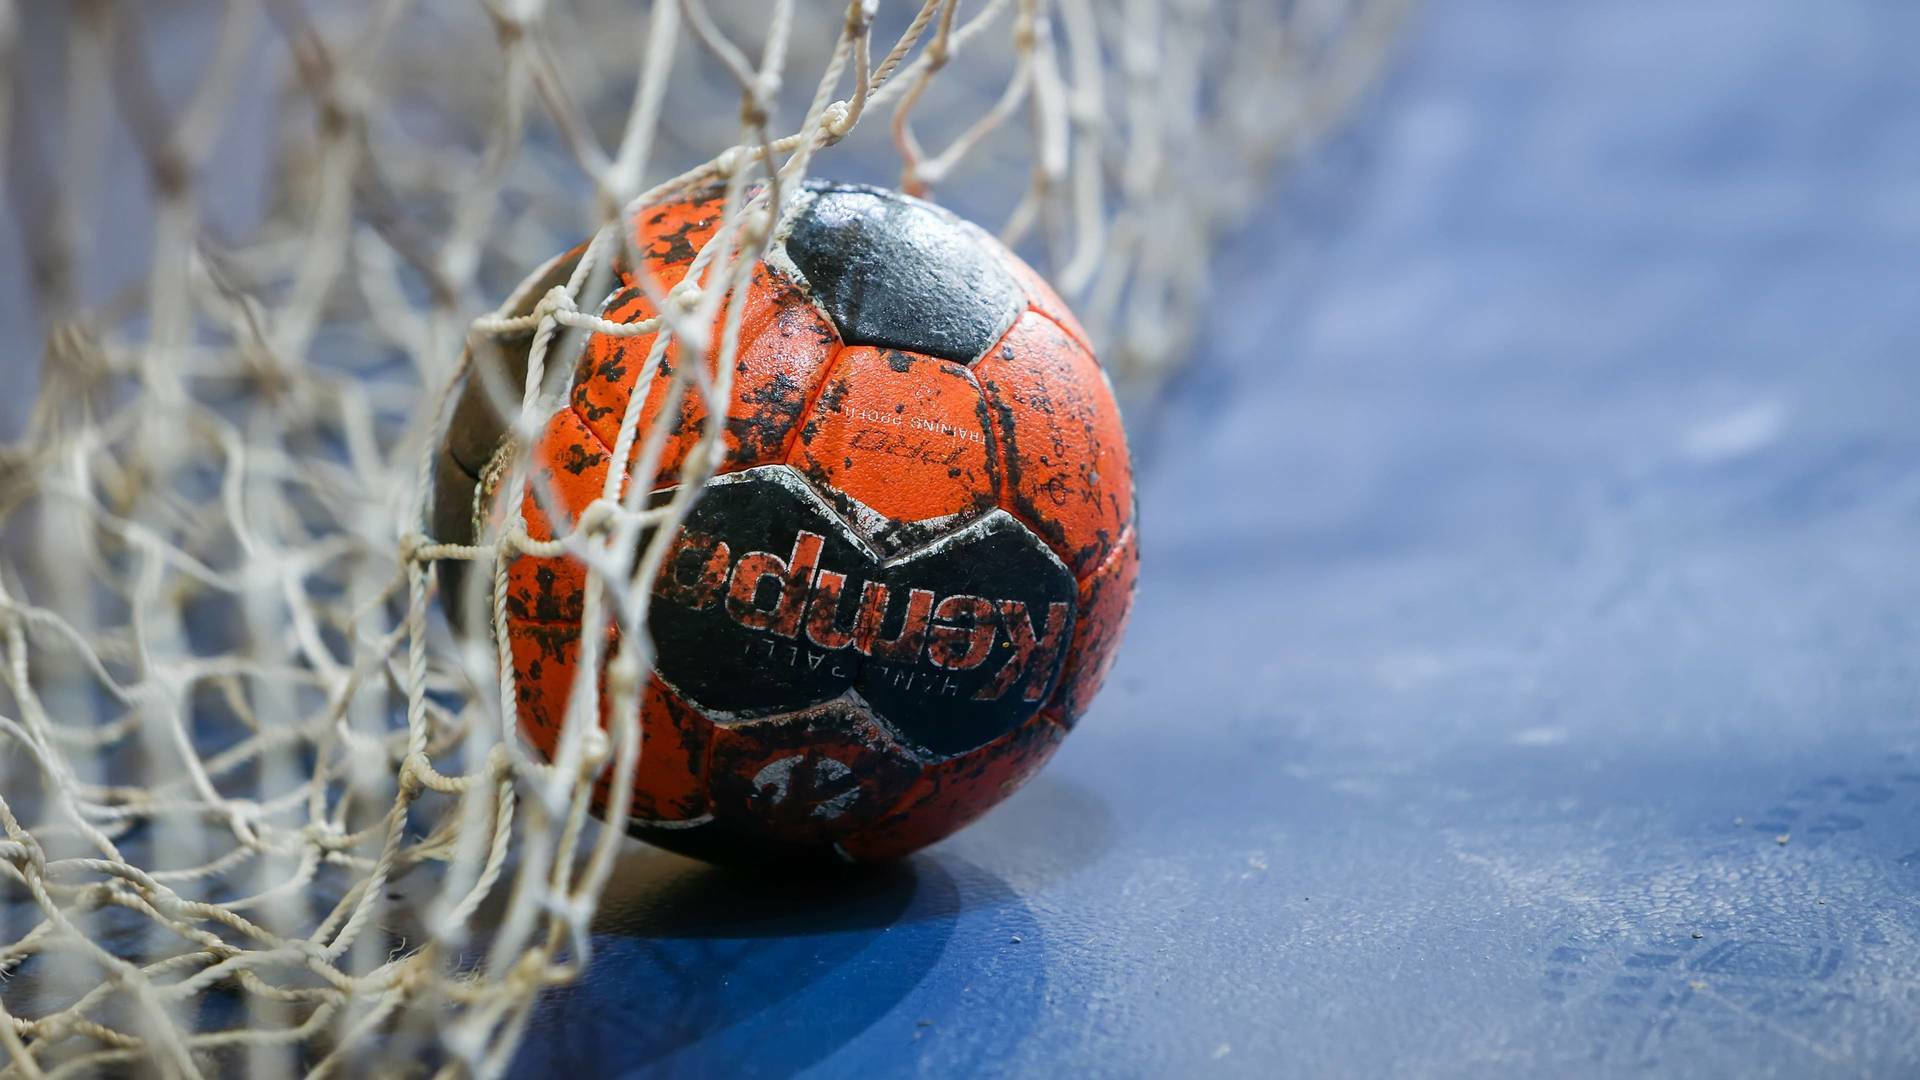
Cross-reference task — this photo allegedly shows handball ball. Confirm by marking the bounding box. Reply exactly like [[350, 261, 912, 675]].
[[434, 182, 1137, 862]]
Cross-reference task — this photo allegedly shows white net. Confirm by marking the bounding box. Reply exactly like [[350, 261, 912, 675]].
[[0, 0, 1407, 1074]]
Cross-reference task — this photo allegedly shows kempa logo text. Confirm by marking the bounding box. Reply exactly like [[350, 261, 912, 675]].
[[658, 528, 1069, 703]]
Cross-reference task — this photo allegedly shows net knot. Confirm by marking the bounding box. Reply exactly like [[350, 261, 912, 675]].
[[668, 283, 704, 313], [0, 837, 43, 875], [579, 727, 610, 770], [538, 285, 579, 319], [737, 207, 774, 245], [398, 752, 432, 796], [397, 531, 426, 564], [1013, 14, 1039, 51], [604, 650, 644, 699], [821, 100, 854, 141], [147, 888, 190, 923], [845, 0, 878, 32], [574, 498, 615, 539]]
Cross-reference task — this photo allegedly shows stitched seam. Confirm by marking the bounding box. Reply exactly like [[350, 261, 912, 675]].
[[777, 338, 851, 467]]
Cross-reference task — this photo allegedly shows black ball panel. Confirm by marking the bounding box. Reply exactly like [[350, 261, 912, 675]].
[[784, 185, 1023, 365], [644, 465, 1076, 758]]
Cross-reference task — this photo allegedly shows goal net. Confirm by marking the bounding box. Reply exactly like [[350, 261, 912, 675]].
[[0, 0, 1407, 1074]]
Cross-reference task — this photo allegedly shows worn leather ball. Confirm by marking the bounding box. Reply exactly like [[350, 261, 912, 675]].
[[434, 181, 1137, 862]]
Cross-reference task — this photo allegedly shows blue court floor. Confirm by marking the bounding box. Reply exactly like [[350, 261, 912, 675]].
[[513, 0, 1920, 1074]]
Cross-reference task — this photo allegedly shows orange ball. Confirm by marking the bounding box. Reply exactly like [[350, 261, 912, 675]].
[[436, 182, 1137, 862]]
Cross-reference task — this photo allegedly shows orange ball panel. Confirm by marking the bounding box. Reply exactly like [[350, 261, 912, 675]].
[[622, 186, 728, 294], [975, 311, 1133, 578], [506, 617, 586, 743], [988, 245, 1094, 354], [589, 675, 715, 826], [1055, 523, 1139, 725], [571, 266, 836, 487], [789, 347, 1000, 525], [509, 615, 714, 826], [502, 407, 614, 627], [568, 285, 659, 451]]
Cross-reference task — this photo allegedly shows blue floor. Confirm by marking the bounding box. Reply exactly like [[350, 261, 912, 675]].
[[526, 0, 1920, 1074]]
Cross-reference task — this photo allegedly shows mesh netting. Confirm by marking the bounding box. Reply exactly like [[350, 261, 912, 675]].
[[0, 0, 1407, 1074]]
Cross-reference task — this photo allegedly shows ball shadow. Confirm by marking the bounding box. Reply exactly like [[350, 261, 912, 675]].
[[507, 770, 1110, 1076], [509, 850, 954, 1078]]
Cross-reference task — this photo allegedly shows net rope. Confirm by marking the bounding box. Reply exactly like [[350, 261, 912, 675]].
[[0, 0, 1408, 1074]]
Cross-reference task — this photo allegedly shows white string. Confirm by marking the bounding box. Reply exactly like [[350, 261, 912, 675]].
[[0, 0, 1409, 1075]]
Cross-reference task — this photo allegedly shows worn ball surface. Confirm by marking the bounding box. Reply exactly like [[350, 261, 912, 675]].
[[435, 182, 1137, 862]]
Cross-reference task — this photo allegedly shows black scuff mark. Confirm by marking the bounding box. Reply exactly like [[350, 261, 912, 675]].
[[596, 346, 630, 384], [728, 370, 807, 463], [558, 443, 607, 476], [574, 385, 616, 425], [647, 217, 712, 266]]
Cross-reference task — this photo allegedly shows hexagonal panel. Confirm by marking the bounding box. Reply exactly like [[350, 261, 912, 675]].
[[787, 346, 1000, 531], [623, 183, 728, 293], [509, 615, 714, 828], [593, 674, 714, 827], [783, 184, 1022, 364], [984, 243, 1094, 354], [973, 311, 1133, 578], [1053, 522, 1139, 726], [506, 615, 587, 744], [571, 264, 837, 486], [502, 405, 613, 629]]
